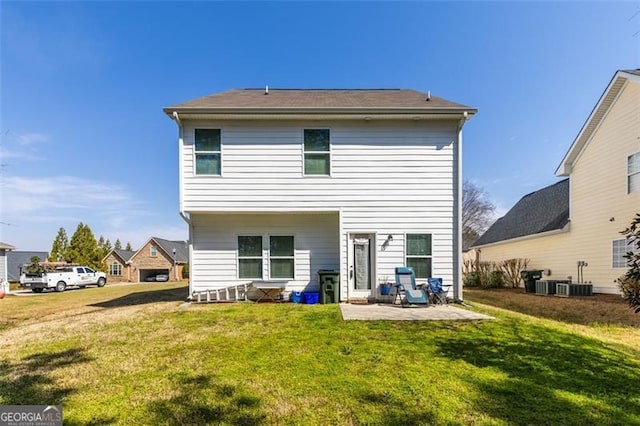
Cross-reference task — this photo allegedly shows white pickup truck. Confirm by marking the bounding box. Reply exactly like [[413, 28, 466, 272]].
[[20, 266, 107, 293]]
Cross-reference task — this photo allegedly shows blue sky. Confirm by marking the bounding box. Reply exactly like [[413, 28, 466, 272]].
[[1, 1, 639, 252]]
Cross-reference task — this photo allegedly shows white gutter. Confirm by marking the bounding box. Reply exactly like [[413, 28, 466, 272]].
[[171, 111, 190, 225], [454, 112, 468, 302]]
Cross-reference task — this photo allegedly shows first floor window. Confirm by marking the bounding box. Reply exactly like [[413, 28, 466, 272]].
[[628, 152, 640, 194], [195, 128, 222, 175], [613, 238, 637, 268], [109, 262, 122, 276], [238, 236, 263, 279], [406, 234, 432, 278], [270, 236, 294, 279]]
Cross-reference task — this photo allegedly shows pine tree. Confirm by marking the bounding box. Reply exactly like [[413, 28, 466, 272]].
[[67, 222, 103, 270], [97, 236, 112, 258], [114, 239, 122, 250], [50, 227, 69, 262], [125, 242, 132, 251]]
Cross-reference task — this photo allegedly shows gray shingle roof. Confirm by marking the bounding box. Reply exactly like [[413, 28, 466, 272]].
[[152, 237, 188, 263], [472, 179, 570, 247], [165, 89, 476, 112], [7, 251, 48, 281], [114, 249, 136, 263]]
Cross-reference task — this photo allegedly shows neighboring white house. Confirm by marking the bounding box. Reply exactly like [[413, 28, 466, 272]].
[[164, 89, 476, 301], [0, 242, 15, 294], [472, 69, 640, 294]]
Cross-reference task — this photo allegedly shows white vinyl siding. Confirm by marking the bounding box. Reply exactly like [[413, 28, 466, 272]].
[[628, 152, 640, 194], [190, 213, 339, 292]]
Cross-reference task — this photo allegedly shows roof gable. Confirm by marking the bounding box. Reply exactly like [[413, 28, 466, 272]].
[[128, 237, 188, 264], [473, 179, 570, 247], [556, 69, 640, 176]]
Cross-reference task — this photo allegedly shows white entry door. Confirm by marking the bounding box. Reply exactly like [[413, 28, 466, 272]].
[[348, 233, 375, 297]]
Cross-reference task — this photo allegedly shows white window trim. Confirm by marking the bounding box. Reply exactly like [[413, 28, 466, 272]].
[[194, 128, 223, 177], [404, 233, 433, 279], [268, 235, 295, 280], [628, 152, 640, 194], [613, 237, 638, 268], [237, 235, 264, 280], [109, 262, 122, 276], [302, 128, 332, 177], [150, 245, 157, 257]]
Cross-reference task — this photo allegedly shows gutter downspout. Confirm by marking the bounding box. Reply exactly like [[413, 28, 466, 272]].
[[171, 111, 193, 295], [455, 112, 469, 302]]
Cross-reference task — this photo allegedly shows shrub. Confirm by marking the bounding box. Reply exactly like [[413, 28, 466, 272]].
[[617, 276, 640, 314], [485, 270, 506, 289], [616, 213, 640, 313], [463, 272, 481, 288], [501, 258, 530, 288]]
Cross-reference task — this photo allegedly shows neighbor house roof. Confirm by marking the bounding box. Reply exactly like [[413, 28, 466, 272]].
[[0, 242, 15, 250], [556, 69, 640, 176], [164, 89, 477, 119], [153, 237, 188, 263], [472, 179, 570, 247], [104, 249, 136, 264], [7, 251, 48, 282], [128, 237, 188, 264]]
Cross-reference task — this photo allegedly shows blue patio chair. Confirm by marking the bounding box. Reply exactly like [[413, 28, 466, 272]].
[[428, 277, 448, 305], [395, 267, 429, 308]]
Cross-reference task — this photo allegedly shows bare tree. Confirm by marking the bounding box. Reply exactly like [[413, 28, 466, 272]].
[[462, 180, 496, 250]]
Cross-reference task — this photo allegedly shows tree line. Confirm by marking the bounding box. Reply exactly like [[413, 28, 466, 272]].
[[48, 223, 133, 271]]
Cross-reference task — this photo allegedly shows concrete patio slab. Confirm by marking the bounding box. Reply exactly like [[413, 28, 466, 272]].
[[340, 303, 494, 321]]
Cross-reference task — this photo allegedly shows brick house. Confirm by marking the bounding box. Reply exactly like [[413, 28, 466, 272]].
[[127, 237, 188, 282], [103, 249, 136, 282]]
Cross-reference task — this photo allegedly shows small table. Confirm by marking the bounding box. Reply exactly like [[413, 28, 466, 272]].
[[251, 280, 287, 302]]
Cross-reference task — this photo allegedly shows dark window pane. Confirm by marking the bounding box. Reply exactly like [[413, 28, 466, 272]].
[[270, 236, 294, 257], [407, 258, 432, 279], [196, 154, 221, 175], [239, 236, 262, 257], [304, 129, 330, 151], [304, 154, 330, 175], [239, 259, 262, 279], [406, 234, 432, 256], [271, 259, 294, 279], [195, 129, 221, 152]]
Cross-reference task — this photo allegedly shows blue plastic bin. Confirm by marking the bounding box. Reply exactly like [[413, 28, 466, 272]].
[[291, 291, 304, 304], [304, 292, 319, 304]]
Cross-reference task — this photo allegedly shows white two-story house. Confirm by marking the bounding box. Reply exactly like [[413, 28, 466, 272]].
[[164, 89, 476, 302]]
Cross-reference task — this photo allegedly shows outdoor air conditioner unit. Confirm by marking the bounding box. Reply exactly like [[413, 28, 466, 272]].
[[556, 283, 593, 297]]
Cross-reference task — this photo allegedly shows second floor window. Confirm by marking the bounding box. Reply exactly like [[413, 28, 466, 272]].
[[150, 245, 157, 257], [304, 129, 330, 176], [628, 152, 640, 194], [195, 129, 221, 175]]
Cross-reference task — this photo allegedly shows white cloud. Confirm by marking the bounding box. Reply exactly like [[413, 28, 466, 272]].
[[0, 131, 49, 162], [2, 175, 136, 214], [0, 174, 186, 251]]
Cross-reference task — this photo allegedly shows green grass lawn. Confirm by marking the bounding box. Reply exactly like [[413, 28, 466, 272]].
[[1, 283, 639, 425]]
